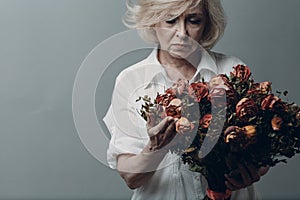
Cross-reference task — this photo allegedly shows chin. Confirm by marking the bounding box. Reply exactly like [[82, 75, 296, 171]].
[[169, 50, 193, 59]]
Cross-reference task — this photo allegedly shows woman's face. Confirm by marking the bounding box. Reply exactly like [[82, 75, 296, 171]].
[[154, 5, 207, 59]]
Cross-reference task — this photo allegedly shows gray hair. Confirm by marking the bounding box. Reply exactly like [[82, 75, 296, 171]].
[[123, 0, 227, 49]]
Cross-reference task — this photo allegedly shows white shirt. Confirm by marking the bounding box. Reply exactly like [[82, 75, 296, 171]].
[[103, 48, 260, 200]]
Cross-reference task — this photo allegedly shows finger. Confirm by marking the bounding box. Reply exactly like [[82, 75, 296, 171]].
[[163, 120, 177, 141], [246, 164, 260, 182], [149, 117, 174, 137], [224, 173, 242, 189], [165, 119, 176, 134], [156, 120, 177, 149], [225, 164, 251, 189], [146, 112, 156, 128], [225, 180, 238, 191], [238, 163, 252, 186]]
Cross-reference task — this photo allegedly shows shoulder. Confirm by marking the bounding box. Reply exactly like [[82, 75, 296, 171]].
[[114, 55, 156, 88], [210, 51, 246, 75], [116, 58, 148, 82]]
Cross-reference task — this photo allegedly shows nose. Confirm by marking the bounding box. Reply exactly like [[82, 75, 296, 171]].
[[176, 19, 188, 39]]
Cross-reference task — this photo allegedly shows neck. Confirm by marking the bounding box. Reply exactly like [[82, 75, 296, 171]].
[[157, 48, 202, 81]]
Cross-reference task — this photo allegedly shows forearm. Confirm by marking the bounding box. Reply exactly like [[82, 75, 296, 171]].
[[117, 142, 168, 189]]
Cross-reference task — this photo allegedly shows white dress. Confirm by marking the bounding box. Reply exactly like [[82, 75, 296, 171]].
[[103, 48, 260, 200]]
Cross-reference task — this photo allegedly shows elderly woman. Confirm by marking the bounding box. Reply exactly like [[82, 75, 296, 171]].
[[103, 0, 268, 199]]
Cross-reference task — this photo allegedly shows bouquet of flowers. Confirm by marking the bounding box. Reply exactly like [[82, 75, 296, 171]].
[[137, 65, 300, 200]]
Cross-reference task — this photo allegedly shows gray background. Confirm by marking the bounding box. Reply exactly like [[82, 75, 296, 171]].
[[0, 0, 299, 199]]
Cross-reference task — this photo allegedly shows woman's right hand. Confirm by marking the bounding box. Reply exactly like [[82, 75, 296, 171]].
[[117, 114, 177, 189], [146, 112, 177, 151]]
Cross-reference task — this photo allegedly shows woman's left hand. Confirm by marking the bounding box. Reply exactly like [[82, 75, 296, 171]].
[[224, 163, 269, 191]]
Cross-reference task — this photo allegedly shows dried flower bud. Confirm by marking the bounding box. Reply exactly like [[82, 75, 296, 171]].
[[271, 116, 283, 131], [209, 74, 231, 90], [259, 81, 272, 94], [208, 87, 227, 108], [188, 82, 209, 102], [230, 65, 251, 82], [165, 98, 182, 118], [184, 146, 196, 153], [225, 132, 237, 143], [248, 81, 272, 95], [261, 94, 285, 111], [242, 125, 256, 139], [199, 114, 212, 129], [224, 126, 239, 143], [155, 92, 176, 107], [224, 125, 256, 151], [296, 110, 300, 120], [236, 98, 258, 121], [165, 88, 176, 96], [176, 117, 195, 134]]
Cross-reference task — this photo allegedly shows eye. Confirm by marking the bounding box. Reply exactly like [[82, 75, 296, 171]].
[[188, 18, 202, 25], [165, 18, 177, 24]]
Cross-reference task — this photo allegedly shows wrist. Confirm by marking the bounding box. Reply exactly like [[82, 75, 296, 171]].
[[142, 142, 169, 154]]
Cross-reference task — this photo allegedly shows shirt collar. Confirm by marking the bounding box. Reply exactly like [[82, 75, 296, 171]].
[[143, 47, 218, 88], [143, 48, 165, 88]]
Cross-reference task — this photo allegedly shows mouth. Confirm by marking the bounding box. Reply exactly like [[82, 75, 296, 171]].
[[172, 43, 191, 47], [171, 43, 192, 50]]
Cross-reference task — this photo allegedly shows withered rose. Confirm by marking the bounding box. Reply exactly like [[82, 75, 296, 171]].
[[230, 65, 251, 82], [247, 83, 259, 95], [271, 116, 283, 131], [259, 81, 272, 94], [224, 126, 238, 143], [296, 110, 300, 120], [242, 125, 257, 139], [247, 81, 272, 95], [209, 74, 232, 90], [155, 92, 176, 107], [171, 78, 189, 95], [154, 104, 167, 119], [165, 88, 176, 96], [224, 126, 240, 147], [184, 146, 196, 153], [261, 94, 286, 111], [209, 75, 236, 105], [224, 125, 256, 151], [236, 98, 258, 121], [165, 98, 182, 118], [176, 117, 195, 134], [199, 114, 212, 129], [208, 87, 227, 108], [188, 82, 209, 102]]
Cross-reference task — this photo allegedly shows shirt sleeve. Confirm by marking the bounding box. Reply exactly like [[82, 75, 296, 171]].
[[103, 71, 149, 169]]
